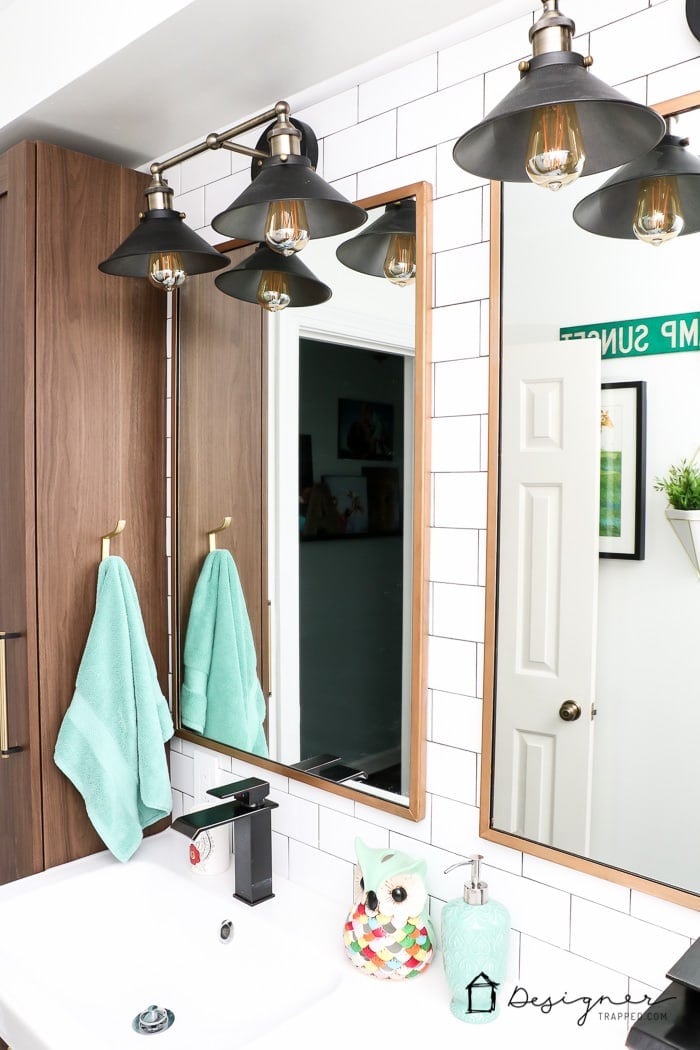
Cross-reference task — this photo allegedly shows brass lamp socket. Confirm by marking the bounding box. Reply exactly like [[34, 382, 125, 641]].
[[266, 101, 302, 159], [530, 0, 576, 56]]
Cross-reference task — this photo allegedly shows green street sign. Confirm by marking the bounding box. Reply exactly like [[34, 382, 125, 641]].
[[560, 311, 700, 358]]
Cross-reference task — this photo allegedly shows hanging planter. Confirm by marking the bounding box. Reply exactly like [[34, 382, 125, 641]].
[[654, 456, 700, 577], [664, 507, 700, 576]]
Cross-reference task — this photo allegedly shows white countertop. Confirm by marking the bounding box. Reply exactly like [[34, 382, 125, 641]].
[[0, 830, 636, 1050]]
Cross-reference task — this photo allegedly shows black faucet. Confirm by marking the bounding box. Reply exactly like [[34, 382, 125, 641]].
[[171, 777, 279, 906]]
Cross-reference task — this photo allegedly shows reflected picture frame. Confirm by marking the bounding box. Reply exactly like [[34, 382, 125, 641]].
[[599, 380, 646, 560]]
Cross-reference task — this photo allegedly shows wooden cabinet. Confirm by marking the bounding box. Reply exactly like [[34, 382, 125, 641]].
[[0, 141, 167, 884]]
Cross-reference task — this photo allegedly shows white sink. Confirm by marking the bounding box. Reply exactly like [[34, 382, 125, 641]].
[[0, 830, 343, 1050]]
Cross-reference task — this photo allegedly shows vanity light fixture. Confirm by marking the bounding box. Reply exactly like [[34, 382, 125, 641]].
[[573, 121, 700, 246], [452, 0, 665, 191], [214, 243, 331, 312], [99, 100, 367, 302], [335, 198, 417, 286]]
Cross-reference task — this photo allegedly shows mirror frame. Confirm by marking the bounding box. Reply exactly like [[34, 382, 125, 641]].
[[482, 91, 700, 909], [171, 180, 432, 822]]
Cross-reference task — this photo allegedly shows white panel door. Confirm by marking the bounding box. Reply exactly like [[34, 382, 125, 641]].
[[493, 340, 600, 855]]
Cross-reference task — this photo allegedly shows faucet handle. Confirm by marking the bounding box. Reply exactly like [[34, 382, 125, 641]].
[[207, 776, 270, 808]]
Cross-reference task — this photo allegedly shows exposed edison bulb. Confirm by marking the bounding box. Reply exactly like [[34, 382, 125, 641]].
[[525, 104, 586, 191], [264, 200, 310, 255], [632, 176, 684, 246], [256, 271, 291, 312], [148, 252, 186, 291], [383, 233, 417, 286]]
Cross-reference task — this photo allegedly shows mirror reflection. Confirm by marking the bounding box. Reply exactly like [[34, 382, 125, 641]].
[[174, 183, 431, 819], [488, 95, 700, 898]]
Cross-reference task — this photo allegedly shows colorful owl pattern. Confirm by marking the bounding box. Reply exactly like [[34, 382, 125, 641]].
[[344, 900, 434, 979]]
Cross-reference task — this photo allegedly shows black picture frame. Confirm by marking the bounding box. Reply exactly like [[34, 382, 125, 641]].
[[599, 380, 646, 561]]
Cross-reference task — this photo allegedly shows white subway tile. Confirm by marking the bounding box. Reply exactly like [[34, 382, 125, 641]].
[[330, 175, 358, 204], [433, 471, 488, 529], [289, 779, 355, 815], [431, 795, 522, 874], [486, 865, 571, 949], [430, 526, 480, 585], [630, 978, 665, 1004], [439, 14, 532, 89], [432, 691, 483, 753], [179, 738, 197, 758], [649, 55, 700, 105], [269, 788, 318, 846], [435, 242, 491, 306], [359, 55, 438, 120], [272, 831, 289, 879], [288, 839, 354, 908], [398, 78, 484, 156], [176, 186, 205, 232], [324, 111, 397, 183], [476, 643, 484, 699], [566, 0, 652, 36], [389, 831, 472, 905], [356, 148, 436, 200], [590, 1, 700, 87], [426, 741, 477, 804], [179, 146, 232, 195], [428, 634, 476, 695], [319, 808, 389, 861], [228, 753, 289, 793], [484, 61, 522, 117], [630, 889, 700, 938], [518, 934, 630, 1042], [522, 853, 630, 913], [616, 76, 649, 106], [435, 355, 490, 417], [353, 794, 433, 844], [433, 189, 483, 252], [171, 788, 184, 821], [203, 168, 250, 227], [436, 139, 488, 197], [169, 736, 182, 753], [480, 299, 491, 356], [297, 87, 358, 139], [169, 750, 194, 795], [570, 897, 691, 987], [432, 582, 485, 643], [480, 415, 489, 472], [431, 415, 481, 472], [432, 301, 482, 362]]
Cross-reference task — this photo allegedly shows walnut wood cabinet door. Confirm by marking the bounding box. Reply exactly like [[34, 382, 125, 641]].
[[0, 141, 168, 881]]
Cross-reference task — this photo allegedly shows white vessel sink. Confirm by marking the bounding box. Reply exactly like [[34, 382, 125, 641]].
[[0, 829, 342, 1050]]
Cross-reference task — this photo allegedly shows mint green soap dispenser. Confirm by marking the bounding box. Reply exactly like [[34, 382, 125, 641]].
[[441, 854, 510, 1024]]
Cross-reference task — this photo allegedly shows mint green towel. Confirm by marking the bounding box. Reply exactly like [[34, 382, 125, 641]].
[[181, 549, 268, 757], [54, 556, 173, 863]]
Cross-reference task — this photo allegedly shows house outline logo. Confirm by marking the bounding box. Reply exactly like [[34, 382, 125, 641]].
[[466, 971, 500, 1014]]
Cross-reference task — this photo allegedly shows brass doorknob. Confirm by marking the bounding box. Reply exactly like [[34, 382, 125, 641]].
[[559, 700, 582, 722]]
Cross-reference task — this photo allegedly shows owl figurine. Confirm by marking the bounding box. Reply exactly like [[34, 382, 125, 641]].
[[343, 837, 435, 979]]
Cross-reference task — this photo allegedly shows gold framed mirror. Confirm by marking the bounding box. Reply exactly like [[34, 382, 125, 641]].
[[172, 181, 432, 821], [483, 91, 700, 909]]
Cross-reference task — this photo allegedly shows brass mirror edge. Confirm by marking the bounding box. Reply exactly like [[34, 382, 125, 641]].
[[481, 92, 700, 910], [171, 181, 433, 823]]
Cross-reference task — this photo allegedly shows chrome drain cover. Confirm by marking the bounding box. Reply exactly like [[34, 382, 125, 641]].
[[132, 1005, 175, 1034]]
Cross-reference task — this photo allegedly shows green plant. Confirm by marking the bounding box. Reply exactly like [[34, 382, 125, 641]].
[[654, 458, 700, 510]]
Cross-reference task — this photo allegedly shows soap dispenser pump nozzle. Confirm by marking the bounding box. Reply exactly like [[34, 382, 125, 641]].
[[444, 854, 489, 905]]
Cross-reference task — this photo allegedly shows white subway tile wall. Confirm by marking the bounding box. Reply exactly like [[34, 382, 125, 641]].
[[165, 0, 700, 1031]]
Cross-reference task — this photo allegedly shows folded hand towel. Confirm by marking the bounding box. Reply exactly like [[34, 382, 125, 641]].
[[181, 549, 268, 757], [54, 556, 173, 862]]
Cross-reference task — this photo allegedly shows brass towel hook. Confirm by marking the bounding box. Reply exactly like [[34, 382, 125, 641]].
[[101, 519, 126, 561], [207, 516, 231, 552]]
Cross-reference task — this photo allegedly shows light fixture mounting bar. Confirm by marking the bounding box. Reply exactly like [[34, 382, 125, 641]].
[[149, 103, 285, 177]]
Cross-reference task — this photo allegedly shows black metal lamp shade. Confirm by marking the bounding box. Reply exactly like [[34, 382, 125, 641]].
[[453, 52, 665, 183], [98, 208, 229, 277], [214, 244, 331, 308], [336, 199, 416, 277], [573, 134, 700, 238], [211, 154, 367, 241]]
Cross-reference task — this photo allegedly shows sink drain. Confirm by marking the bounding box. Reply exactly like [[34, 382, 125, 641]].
[[132, 1005, 175, 1034]]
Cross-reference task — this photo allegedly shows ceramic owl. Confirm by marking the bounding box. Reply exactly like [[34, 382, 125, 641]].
[[343, 837, 435, 979]]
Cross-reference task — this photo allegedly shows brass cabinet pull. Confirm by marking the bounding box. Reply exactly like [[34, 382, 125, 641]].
[[0, 632, 22, 758], [559, 700, 582, 722]]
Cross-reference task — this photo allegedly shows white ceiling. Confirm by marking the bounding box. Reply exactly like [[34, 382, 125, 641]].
[[0, 0, 532, 167]]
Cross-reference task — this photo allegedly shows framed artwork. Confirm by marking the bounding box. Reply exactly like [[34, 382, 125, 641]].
[[321, 475, 369, 535], [599, 381, 646, 560], [337, 398, 394, 461]]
